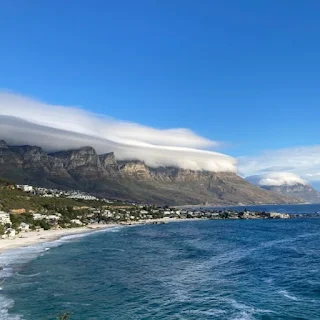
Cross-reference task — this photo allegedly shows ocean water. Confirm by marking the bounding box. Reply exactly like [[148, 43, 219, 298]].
[[0, 205, 319, 320]]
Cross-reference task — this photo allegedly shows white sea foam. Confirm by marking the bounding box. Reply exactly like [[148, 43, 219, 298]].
[[0, 226, 123, 273], [265, 278, 274, 284], [185, 309, 227, 317], [0, 247, 40, 319], [0, 296, 23, 320], [51, 226, 123, 244], [226, 298, 276, 320], [0, 225, 122, 319], [231, 311, 255, 320], [0, 242, 66, 319], [278, 290, 299, 301]]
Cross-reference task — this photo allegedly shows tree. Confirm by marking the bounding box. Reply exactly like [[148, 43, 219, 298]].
[[37, 220, 51, 230]]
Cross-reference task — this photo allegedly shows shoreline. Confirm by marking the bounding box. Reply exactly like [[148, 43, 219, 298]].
[[0, 218, 183, 254], [0, 223, 117, 254], [0, 210, 314, 255]]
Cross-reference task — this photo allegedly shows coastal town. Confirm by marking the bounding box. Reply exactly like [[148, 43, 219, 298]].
[[0, 181, 312, 242]]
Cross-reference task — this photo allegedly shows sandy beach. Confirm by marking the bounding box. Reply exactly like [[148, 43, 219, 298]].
[[0, 218, 183, 254], [0, 223, 118, 253]]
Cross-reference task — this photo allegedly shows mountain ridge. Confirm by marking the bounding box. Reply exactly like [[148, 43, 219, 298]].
[[0, 140, 299, 205], [246, 174, 320, 203]]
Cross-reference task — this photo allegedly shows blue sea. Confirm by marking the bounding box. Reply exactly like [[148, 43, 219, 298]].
[[1, 204, 319, 320]]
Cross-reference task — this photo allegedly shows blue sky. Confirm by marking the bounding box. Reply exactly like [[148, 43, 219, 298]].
[[1, 1, 320, 186]]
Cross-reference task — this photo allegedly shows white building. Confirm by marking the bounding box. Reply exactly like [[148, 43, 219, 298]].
[[19, 222, 30, 232], [3, 228, 16, 239], [46, 215, 60, 221], [70, 219, 83, 226], [33, 213, 46, 220], [0, 212, 11, 225], [102, 210, 113, 218], [42, 194, 54, 198], [268, 212, 290, 219], [17, 185, 33, 192]]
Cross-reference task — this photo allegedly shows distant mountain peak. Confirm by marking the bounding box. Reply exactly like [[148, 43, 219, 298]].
[[99, 152, 118, 170], [246, 172, 320, 203]]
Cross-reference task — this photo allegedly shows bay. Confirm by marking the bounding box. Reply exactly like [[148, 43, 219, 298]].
[[1, 204, 320, 320]]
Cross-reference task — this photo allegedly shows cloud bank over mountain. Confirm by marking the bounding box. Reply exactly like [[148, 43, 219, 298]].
[[247, 172, 308, 187], [0, 92, 236, 172], [238, 145, 320, 184]]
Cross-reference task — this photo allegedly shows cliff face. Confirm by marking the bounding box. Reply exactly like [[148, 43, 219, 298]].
[[0, 144, 50, 170], [0, 141, 299, 205], [50, 147, 106, 181], [99, 152, 118, 171], [118, 161, 153, 180]]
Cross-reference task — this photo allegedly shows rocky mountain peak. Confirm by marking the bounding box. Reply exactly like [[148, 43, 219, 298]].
[[119, 160, 152, 179], [99, 152, 117, 169], [10, 145, 49, 165], [50, 146, 101, 171], [10, 144, 45, 154], [77, 146, 97, 153]]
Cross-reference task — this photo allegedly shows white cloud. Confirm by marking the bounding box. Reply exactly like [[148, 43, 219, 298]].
[[305, 172, 320, 177], [239, 145, 320, 182], [0, 91, 236, 172], [247, 172, 308, 187]]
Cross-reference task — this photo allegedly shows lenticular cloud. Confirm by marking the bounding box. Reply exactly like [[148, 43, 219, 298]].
[[0, 92, 237, 172], [249, 172, 308, 187]]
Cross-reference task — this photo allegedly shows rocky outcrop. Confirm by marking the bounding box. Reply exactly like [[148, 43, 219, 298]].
[[0, 141, 299, 205], [99, 152, 118, 171], [50, 147, 101, 170], [118, 161, 153, 180], [0, 144, 49, 169], [49, 147, 106, 182]]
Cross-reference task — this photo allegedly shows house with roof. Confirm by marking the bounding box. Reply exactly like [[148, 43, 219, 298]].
[[19, 222, 30, 232], [0, 211, 11, 225], [2, 228, 16, 239]]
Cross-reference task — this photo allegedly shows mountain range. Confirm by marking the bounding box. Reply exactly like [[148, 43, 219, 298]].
[[0, 140, 298, 205], [246, 175, 320, 203]]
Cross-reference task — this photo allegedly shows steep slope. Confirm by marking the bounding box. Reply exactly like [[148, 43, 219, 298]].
[[113, 161, 296, 204], [0, 141, 298, 205]]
